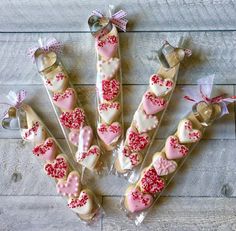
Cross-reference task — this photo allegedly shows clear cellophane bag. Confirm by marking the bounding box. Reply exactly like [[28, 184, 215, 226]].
[[88, 6, 126, 170], [112, 38, 192, 182], [31, 38, 106, 176], [3, 102, 104, 224], [119, 90, 229, 225]]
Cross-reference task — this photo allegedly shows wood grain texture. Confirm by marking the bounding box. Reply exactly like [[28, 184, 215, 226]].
[[0, 196, 101, 231], [0, 85, 234, 140], [102, 197, 236, 231], [0, 32, 236, 85], [0, 0, 236, 32], [1, 1, 236, 229], [1, 139, 236, 197]]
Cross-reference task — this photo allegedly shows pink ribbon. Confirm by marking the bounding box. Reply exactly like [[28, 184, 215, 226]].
[[184, 75, 236, 116], [27, 38, 63, 62], [0, 90, 27, 121], [91, 9, 128, 32]]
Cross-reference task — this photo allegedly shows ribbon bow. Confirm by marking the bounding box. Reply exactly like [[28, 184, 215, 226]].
[[184, 75, 236, 116], [91, 9, 128, 32], [27, 38, 63, 62], [0, 90, 27, 121]]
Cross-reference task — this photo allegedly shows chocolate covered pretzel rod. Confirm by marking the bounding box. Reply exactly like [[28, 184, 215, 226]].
[[114, 40, 191, 179], [88, 7, 127, 151], [28, 38, 102, 172]]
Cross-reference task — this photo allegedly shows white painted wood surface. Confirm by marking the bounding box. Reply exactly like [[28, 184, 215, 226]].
[[0, 1, 236, 230], [0, 0, 236, 32]]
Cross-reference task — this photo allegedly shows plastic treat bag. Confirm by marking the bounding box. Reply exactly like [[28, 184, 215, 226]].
[[0, 90, 104, 223], [27, 38, 103, 174], [113, 39, 192, 181], [88, 6, 127, 154], [120, 75, 236, 225]]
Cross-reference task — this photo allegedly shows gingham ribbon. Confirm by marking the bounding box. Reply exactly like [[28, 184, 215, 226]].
[[91, 9, 128, 32], [0, 90, 27, 120], [27, 38, 63, 62], [184, 75, 236, 116]]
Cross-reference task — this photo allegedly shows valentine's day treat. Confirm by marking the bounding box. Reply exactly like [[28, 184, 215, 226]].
[[121, 75, 236, 225], [1, 90, 103, 223], [114, 40, 192, 180], [88, 7, 128, 152], [28, 38, 103, 173]]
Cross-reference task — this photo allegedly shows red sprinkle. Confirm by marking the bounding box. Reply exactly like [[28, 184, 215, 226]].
[[170, 136, 189, 156], [99, 102, 120, 111], [145, 92, 166, 106], [60, 108, 85, 129], [101, 79, 120, 101], [44, 156, 68, 179], [140, 167, 165, 194], [33, 138, 54, 156], [128, 130, 149, 151], [68, 192, 89, 208]]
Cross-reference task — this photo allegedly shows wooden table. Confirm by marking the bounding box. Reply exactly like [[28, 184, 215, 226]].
[[0, 1, 236, 230]]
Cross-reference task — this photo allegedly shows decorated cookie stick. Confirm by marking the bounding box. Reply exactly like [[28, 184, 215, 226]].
[[121, 76, 236, 225], [1, 90, 103, 222], [88, 7, 127, 152], [114, 40, 191, 180], [28, 38, 102, 172]]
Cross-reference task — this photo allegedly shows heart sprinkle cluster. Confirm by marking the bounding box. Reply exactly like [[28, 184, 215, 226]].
[[118, 73, 175, 172], [125, 118, 202, 214], [95, 26, 123, 150]]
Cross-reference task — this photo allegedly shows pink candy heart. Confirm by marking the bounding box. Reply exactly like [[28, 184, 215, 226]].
[[78, 126, 93, 153], [142, 91, 166, 115], [165, 136, 189, 159], [44, 155, 68, 179], [57, 171, 80, 197], [32, 138, 57, 161], [139, 167, 165, 194], [53, 88, 77, 111], [60, 107, 85, 129], [153, 155, 177, 176], [97, 122, 121, 145], [126, 187, 153, 213], [95, 35, 118, 60], [127, 129, 149, 151], [68, 130, 80, 146], [101, 79, 120, 101]]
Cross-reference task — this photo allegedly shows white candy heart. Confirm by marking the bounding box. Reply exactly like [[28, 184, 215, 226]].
[[98, 57, 120, 80], [98, 102, 120, 124], [149, 74, 174, 96], [177, 119, 202, 143], [45, 72, 68, 93], [118, 146, 142, 170], [76, 145, 100, 170], [134, 110, 158, 133], [22, 121, 46, 144], [67, 189, 93, 215]]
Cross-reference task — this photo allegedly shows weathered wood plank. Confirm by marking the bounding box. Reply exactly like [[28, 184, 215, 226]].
[[0, 196, 101, 231], [102, 197, 236, 231], [1, 139, 236, 197], [0, 0, 236, 32], [0, 32, 236, 84], [0, 85, 234, 140]]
